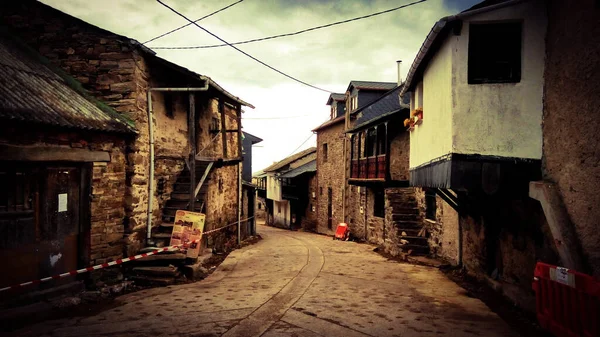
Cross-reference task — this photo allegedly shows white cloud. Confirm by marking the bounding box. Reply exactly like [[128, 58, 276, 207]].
[[41, 0, 479, 172]]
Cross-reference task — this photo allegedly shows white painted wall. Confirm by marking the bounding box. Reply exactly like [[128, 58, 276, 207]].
[[410, 36, 454, 169], [409, 0, 546, 169], [273, 200, 290, 228], [452, 0, 546, 159], [266, 173, 282, 201]]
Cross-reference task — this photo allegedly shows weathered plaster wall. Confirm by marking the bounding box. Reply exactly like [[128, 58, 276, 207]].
[[316, 123, 346, 235], [543, 0, 600, 276], [452, 0, 547, 160], [410, 36, 453, 168], [273, 200, 290, 229]]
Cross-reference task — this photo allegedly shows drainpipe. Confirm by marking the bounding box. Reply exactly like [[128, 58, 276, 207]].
[[146, 79, 209, 242]]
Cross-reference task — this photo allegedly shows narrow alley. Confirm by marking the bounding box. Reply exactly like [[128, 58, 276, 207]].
[[9, 225, 518, 337]]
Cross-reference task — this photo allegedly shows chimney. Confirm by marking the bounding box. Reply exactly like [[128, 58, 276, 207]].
[[396, 60, 402, 86]]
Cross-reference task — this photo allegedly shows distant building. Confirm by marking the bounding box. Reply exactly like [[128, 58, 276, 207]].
[[261, 148, 317, 229]]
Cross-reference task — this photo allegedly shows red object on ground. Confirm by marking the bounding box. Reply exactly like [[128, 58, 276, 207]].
[[334, 223, 349, 240], [532, 262, 600, 337]]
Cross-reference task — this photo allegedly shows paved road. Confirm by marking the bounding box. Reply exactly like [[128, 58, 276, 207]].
[[11, 225, 518, 337]]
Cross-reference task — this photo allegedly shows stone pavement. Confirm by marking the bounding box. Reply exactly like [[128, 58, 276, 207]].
[[8, 225, 519, 337]]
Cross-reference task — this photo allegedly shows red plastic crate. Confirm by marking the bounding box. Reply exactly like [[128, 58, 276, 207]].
[[532, 262, 600, 337], [334, 223, 349, 240]]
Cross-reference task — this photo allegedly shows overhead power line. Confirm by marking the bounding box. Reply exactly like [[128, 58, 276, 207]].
[[287, 133, 315, 157], [143, 0, 245, 44], [151, 0, 428, 50], [156, 0, 334, 93]]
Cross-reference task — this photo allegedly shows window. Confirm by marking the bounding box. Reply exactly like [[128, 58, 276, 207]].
[[258, 203, 262, 210], [425, 189, 437, 221], [319, 186, 323, 196], [331, 105, 337, 119], [349, 96, 358, 111], [377, 125, 386, 155], [373, 188, 384, 218], [322, 143, 328, 162], [278, 203, 281, 214], [365, 129, 377, 157], [468, 22, 522, 84]]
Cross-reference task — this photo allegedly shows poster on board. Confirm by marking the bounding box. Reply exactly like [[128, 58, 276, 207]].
[[170, 210, 206, 259]]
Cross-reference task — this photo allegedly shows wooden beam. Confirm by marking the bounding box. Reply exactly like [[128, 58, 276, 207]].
[[219, 99, 228, 158], [189, 93, 196, 211], [0, 144, 110, 162]]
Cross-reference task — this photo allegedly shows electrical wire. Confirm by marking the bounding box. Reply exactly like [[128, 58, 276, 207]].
[[156, 0, 334, 93], [151, 0, 428, 50], [143, 0, 245, 44], [287, 133, 315, 157]]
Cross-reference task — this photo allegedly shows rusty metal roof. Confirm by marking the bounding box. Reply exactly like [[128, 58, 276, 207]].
[[0, 34, 136, 134], [263, 147, 316, 173]]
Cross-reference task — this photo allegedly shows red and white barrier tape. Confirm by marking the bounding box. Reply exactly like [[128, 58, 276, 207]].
[[0, 217, 254, 293]]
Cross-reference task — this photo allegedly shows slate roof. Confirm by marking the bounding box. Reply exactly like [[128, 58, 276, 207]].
[[263, 147, 316, 173], [311, 114, 345, 132], [0, 33, 135, 134], [326, 93, 346, 105], [347, 81, 397, 92], [347, 86, 409, 132], [243, 131, 263, 144], [279, 159, 316, 178]]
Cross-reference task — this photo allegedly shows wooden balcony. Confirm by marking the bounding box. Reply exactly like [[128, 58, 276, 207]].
[[350, 155, 386, 180]]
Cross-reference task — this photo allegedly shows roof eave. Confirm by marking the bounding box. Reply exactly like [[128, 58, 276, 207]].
[[400, 0, 529, 97]]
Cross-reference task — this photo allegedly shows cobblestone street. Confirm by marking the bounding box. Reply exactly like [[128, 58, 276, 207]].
[[7, 225, 519, 337]]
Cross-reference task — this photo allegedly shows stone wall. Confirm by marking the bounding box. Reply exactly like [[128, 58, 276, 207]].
[[301, 174, 318, 232], [389, 129, 409, 181], [316, 123, 346, 234], [0, 123, 129, 269], [414, 188, 460, 264], [543, 0, 600, 276]]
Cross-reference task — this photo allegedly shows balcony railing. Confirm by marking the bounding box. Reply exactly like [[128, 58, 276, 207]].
[[350, 155, 386, 179]]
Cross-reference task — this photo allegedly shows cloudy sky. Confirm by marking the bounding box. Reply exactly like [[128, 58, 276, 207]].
[[42, 0, 480, 172]]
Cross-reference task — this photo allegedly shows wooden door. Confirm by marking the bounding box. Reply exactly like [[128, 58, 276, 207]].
[[0, 164, 84, 294]]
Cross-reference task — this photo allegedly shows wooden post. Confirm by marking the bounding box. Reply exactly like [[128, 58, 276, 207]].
[[219, 99, 227, 158], [189, 93, 196, 211], [350, 134, 354, 178]]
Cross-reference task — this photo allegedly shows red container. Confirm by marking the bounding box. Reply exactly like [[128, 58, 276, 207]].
[[334, 223, 349, 241], [532, 262, 600, 337]]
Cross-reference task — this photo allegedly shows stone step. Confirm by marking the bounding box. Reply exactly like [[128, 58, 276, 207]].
[[398, 243, 430, 255], [170, 192, 206, 201], [396, 235, 429, 244], [396, 228, 423, 237], [131, 252, 186, 263], [130, 275, 175, 287], [160, 222, 175, 228], [132, 266, 179, 277], [392, 214, 420, 222], [390, 208, 419, 215], [152, 233, 172, 239]]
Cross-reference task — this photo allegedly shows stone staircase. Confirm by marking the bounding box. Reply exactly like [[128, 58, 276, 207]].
[[132, 159, 214, 286], [386, 188, 430, 256], [151, 159, 214, 247]]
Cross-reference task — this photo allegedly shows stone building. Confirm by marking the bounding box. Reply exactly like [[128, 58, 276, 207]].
[[240, 132, 262, 237], [262, 148, 316, 229], [0, 1, 253, 285], [400, 0, 599, 312], [0, 31, 135, 294]]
